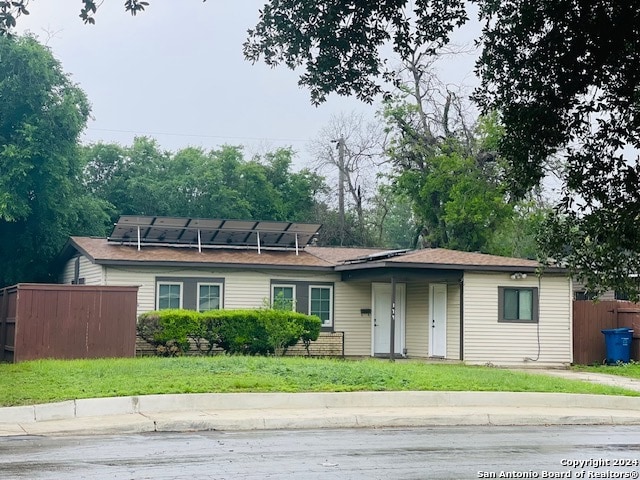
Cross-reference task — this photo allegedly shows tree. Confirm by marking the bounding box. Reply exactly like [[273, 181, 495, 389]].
[[0, 35, 110, 286], [485, 199, 552, 260], [382, 47, 513, 252], [473, 2, 640, 299], [0, 1, 154, 34], [82, 141, 328, 225], [309, 112, 386, 245], [8, 1, 638, 294], [368, 184, 416, 249], [244, 0, 640, 296]]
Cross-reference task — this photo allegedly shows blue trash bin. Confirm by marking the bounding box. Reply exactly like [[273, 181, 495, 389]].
[[601, 328, 634, 364]]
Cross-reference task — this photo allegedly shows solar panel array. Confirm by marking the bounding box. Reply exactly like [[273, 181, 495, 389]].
[[108, 216, 321, 249]]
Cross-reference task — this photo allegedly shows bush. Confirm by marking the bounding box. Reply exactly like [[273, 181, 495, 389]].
[[259, 309, 304, 356], [137, 309, 200, 356], [202, 310, 269, 355], [298, 313, 322, 355], [138, 308, 321, 356]]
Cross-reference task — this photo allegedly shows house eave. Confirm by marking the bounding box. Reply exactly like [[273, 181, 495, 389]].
[[94, 259, 336, 272], [335, 260, 566, 274]]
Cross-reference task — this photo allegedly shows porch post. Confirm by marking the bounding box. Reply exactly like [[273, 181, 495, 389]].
[[390, 275, 396, 361]]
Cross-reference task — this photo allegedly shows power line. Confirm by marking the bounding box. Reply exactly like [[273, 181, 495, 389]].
[[85, 127, 310, 144]]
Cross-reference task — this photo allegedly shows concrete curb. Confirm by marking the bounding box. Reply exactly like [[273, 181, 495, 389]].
[[1, 391, 640, 436]]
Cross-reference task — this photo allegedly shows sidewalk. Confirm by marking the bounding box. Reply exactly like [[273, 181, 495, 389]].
[[2, 381, 640, 437]]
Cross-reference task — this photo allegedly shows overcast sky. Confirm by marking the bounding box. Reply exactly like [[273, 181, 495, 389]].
[[17, 2, 479, 168]]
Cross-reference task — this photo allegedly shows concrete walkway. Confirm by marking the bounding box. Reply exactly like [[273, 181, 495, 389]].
[[1, 369, 640, 437]]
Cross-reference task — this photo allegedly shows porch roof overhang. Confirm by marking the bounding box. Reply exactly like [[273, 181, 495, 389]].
[[337, 264, 463, 283], [335, 260, 559, 283]]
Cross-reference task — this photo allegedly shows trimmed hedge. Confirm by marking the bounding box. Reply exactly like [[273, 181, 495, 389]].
[[137, 309, 321, 356]]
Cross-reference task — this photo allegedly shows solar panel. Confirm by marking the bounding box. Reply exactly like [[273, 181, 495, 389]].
[[343, 249, 410, 264], [108, 216, 321, 250]]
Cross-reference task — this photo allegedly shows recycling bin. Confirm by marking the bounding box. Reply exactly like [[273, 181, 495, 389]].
[[601, 328, 634, 364]]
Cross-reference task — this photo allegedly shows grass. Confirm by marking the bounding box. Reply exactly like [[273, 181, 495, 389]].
[[573, 361, 640, 379], [2, 356, 639, 407]]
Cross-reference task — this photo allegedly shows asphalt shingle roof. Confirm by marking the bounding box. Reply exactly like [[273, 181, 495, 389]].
[[67, 237, 552, 272]]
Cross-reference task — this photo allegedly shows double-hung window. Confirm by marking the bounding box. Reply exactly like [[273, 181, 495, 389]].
[[272, 285, 296, 311], [197, 283, 222, 312], [498, 287, 538, 323], [309, 285, 333, 327], [157, 283, 182, 310]]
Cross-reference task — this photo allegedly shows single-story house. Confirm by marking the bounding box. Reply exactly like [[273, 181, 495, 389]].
[[57, 216, 572, 366]]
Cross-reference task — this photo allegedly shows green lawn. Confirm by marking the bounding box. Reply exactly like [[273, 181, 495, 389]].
[[573, 362, 640, 379], [2, 356, 639, 407]]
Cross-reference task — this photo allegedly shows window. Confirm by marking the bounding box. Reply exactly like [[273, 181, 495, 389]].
[[309, 286, 333, 327], [156, 277, 224, 311], [615, 291, 630, 301], [272, 285, 296, 310], [198, 283, 222, 312], [575, 291, 598, 301], [157, 283, 182, 310], [498, 287, 538, 323]]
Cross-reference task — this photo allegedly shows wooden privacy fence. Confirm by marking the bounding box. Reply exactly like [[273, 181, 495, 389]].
[[573, 300, 640, 365], [0, 284, 139, 363]]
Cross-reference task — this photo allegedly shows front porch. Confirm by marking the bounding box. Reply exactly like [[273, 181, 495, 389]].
[[333, 265, 464, 361]]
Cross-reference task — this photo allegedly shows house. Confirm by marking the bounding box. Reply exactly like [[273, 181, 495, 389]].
[[58, 216, 572, 366]]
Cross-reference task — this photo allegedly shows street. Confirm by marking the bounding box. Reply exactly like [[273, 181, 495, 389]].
[[1, 425, 639, 479]]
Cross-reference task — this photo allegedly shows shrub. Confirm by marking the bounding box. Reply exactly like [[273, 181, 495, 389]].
[[137, 308, 322, 357], [298, 314, 322, 355], [198, 311, 222, 355], [137, 309, 200, 356], [202, 310, 270, 355], [259, 309, 305, 356]]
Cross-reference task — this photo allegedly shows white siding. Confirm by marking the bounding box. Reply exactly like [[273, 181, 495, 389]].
[[59, 257, 76, 284], [404, 282, 461, 360], [405, 282, 429, 358], [225, 270, 339, 310], [103, 264, 374, 356], [102, 265, 340, 317], [463, 272, 572, 367], [59, 255, 103, 285], [334, 281, 371, 356], [446, 283, 461, 360]]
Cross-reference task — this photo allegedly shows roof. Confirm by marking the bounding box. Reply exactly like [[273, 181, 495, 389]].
[[388, 248, 542, 269], [66, 237, 335, 270], [305, 246, 389, 264], [63, 237, 562, 274], [333, 247, 553, 273]]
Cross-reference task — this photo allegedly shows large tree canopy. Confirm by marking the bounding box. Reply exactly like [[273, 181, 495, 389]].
[[4, 1, 640, 296], [0, 35, 110, 286], [245, 0, 640, 298], [81, 140, 327, 225]]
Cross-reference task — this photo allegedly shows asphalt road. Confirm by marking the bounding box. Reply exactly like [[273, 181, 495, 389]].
[[1, 425, 640, 480]]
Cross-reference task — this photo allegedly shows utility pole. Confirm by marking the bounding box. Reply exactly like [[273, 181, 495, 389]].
[[337, 137, 345, 246]]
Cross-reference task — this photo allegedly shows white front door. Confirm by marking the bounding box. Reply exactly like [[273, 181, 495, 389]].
[[372, 283, 405, 356], [429, 284, 447, 357]]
